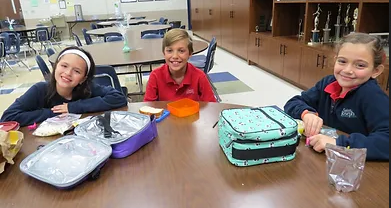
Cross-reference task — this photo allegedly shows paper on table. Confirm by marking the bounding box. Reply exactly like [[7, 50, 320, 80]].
[[0, 130, 24, 174]]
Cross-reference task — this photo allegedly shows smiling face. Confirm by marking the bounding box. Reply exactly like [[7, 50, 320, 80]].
[[54, 54, 88, 91], [163, 39, 191, 73], [334, 43, 383, 92]]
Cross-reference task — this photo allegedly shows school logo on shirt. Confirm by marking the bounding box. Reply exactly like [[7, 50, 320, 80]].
[[185, 89, 194, 95], [341, 108, 357, 118]]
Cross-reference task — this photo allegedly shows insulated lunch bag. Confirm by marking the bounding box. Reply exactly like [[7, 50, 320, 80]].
[[218, 106, 299, 166], [75, 111, 158, 159]]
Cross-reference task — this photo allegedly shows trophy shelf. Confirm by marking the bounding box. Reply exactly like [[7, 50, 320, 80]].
[[273, 0, 306, 4]]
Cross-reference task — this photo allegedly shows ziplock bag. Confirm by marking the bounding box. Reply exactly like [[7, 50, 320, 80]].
[[19, 135, 111, 189], [325, 143, 367, 192], [33, 114, 81, 137]]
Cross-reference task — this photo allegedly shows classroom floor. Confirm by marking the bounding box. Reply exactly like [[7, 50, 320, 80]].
[[0, 36, 303, 116]]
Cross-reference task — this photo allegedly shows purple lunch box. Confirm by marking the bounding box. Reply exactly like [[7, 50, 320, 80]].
[[74, 111, 158, 159]]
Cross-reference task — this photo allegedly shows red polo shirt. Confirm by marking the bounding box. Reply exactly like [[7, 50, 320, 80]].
[[143, 63, 217, 102], [324, 81, 356, 101]]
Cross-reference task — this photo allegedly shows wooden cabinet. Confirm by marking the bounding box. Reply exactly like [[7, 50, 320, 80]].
[[300, 47, 334, 89], [248, 32, 271, 69], [190, 0, 204, 36], [248, 33, 260, 64], [268, 38, 302, 81], [232, 0, 250, 59], [202, 0, 221, 42], [282, 41, 302, 83], [375, 63, 389, 95]]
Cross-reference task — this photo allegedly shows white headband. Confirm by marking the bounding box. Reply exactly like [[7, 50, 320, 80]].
[[58, 49, 91, 73]]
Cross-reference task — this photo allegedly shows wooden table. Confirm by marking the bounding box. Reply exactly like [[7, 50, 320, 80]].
[[66, 18, 123, 40], [96, 19, 157, 27], [86, 24, 172, 36], [0, 102, 388, 208]]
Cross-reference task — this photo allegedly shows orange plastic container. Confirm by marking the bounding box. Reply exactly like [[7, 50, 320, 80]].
[[167, 98, 200, 117]]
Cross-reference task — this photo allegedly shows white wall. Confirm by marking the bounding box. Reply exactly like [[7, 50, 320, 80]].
[[19, 0, 187, 19]]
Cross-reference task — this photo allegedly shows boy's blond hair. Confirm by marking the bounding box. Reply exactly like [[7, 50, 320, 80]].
[[162, 29, 193, 54]]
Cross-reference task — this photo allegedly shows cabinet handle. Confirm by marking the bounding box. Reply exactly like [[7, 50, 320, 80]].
[[279, 44, 283, 55], [322, 55, 326, 69], [195, 8, 198, 13], [283, 45, 287, 55], [316, 54, 321, 67], [255, 37, 258, 46], [209, 9, 212, 15], [259, 38, 262, 47]]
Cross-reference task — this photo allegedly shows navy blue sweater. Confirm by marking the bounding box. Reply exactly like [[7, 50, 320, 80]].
[[1, 82, 128, 127], [284, 75, 389, 161]]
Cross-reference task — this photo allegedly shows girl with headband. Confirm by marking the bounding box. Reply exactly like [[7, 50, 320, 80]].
[[1, 46, 128, 127]]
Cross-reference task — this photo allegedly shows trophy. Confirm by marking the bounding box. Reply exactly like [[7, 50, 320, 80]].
[[298, 19, 303, 41], [343, 4, 351, 36], [323, 11, 332, 44], [334, 3, 342, 42], [352, 7, 358, 33], [309, 4, 322, 45]]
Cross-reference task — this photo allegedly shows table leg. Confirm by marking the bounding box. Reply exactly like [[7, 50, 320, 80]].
[[68, 23, 77, 40]]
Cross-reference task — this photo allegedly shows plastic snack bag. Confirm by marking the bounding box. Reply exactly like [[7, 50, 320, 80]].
[[325, 143, 367, 192], [33, 114, 82, 137]]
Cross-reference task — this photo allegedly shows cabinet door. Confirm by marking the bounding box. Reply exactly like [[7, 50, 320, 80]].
[[191, 0, 204, 37], [318, 51, 335, 79], [220, 0, 233, 51], [232, 0, 250, 59], [248, 33, 259, 64], [282, 41, 301, 83], [210, 0, 221, 43], [299, 47, 321, 89], [258, 35, 270, 69], [202, 0, 212, 41], [268, 38, 284, 76]]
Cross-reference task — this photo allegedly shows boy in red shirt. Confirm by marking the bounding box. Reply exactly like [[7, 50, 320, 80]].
[[143, 29, 217, 102]]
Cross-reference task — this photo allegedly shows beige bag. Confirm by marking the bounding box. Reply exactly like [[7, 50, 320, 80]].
[[0, 130, 24, 174]]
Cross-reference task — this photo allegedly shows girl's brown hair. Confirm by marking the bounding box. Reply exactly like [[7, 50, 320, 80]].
[[336, 32, 386, 68], [162, 29, 194, 54]]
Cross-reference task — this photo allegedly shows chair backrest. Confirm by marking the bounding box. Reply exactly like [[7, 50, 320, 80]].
[[82, 28, 93, 45], [103, 32, 123, 42], [7, 32, 21, 53], [203, 37, 217, 74], [94, 65, 126, 95], [49, 25, 57, 39], [90, 23, 98, 30], [36, 27, 49, 42], [140, 30, 160, 37], [107, 36, 123, 42], [0, 33, 11, 51], [0, 20, 10, 28], [180, 25, 186, 29], [141, 33, 163, 39], [46, 48, 55, 57], [72, 33, 82, 47], [35, 55, 51, 81], [137, 21, 149, 25], [0, 41, 5, 58], [150, 22, 162, 25]]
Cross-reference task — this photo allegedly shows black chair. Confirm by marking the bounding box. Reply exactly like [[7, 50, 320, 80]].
[[72, 33, 82, 47], [46, 48, 55, 57], [103, 32, 123, 42], [82, 28, 93, 45], [94, 65, 128, 97], [35, 55, 51, 81]]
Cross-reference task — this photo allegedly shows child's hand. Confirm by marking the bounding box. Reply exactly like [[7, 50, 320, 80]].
[[51, 103, 69, 114], [308, 134, 336, 152], [302, 113, 323, 136]]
